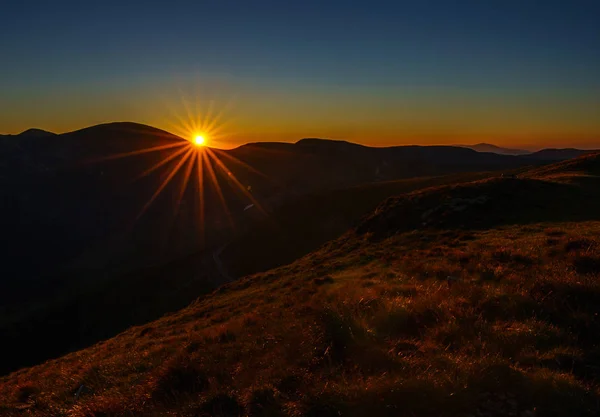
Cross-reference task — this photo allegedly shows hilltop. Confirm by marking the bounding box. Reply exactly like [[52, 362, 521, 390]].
[[457, 142, 530, 156], [1, 154, 600, 416]]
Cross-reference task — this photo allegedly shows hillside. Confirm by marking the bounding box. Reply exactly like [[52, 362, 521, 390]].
[[526, 148, 594, 161], [457, 143, 530, 155], [0, 170, 514, 376], [1, 154, 600, 416], [221, 170, 517, 278], [1, 122, 554, 376]]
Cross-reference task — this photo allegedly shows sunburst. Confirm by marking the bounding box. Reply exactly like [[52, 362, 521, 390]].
[[86, 92, 269, 253]]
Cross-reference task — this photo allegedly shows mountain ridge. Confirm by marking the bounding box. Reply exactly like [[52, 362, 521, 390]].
[[4, 123, 598, 156], [456, 142, 531, 155]]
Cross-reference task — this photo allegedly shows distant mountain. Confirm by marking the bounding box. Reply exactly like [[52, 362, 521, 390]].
[[456, 142, 530, 155], [2, 127, 579, 288], [526, 148, 595, 161], [232, 139, 537, 194], [18, 128, 57, 138], [0, 128, 56, 140]]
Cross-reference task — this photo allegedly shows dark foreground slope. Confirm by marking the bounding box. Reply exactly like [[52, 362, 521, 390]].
[[0, 170, 506, 377], [1, 155, 600, 416]]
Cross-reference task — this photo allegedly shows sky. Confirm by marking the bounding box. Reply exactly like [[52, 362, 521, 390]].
[[1, 0, 599, 149]]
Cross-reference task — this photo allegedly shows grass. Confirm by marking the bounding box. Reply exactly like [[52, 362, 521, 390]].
[[1, 154, 599, 416], [2, 221, 600, 416], [221, 170, 505, 278], [0, 170, 505, 377]]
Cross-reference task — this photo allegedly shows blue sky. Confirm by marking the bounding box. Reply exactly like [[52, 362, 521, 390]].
[[1, 0, 599, 148]]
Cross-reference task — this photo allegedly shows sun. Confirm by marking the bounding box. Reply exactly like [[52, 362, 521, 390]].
[[194, 135, 206, 146]]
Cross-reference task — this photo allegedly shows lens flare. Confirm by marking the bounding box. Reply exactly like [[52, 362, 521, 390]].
[[85, 91, 271, 255], [194, 135, 205, 146]]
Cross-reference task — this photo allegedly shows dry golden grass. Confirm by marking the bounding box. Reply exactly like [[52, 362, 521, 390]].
[[2, 220, 600, 416], [3, 155, 600, 416]]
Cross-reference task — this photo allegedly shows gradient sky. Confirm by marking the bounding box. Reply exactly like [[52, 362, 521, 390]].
[[1, 0, 599, 149]]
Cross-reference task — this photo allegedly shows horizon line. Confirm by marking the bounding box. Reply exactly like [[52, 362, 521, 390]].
[[3, 120, 600, 152]]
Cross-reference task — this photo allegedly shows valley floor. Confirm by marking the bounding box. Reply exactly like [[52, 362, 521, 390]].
[[2, 220, 600, 416]]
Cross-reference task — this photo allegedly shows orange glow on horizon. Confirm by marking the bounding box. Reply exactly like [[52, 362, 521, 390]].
[[80, 94, 271, 251]]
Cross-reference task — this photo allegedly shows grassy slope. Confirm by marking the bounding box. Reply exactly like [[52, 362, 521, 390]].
[[1, 156, 600, 416], [222, 170, 518, 278], [0, 170, 510, 376], [2, 223, 600, 416]]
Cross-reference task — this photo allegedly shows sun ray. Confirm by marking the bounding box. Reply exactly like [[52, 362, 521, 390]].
[[135, 147, 194, 221], [201, 150, 235, 230], [204, 98, 235, 134], [132, 143, 191, 183], [206, 148, 267, 216], [173, 147, 196, 218], [200, 99, 216, 133], [163, 121, 190, 142], [166, 103, 194, 138], [83, 141, 187, 165], [205, 118, 236, 141], [159, 147, 197, 252], [195, 151, 206, 245], [179, 88, 197, 133], [211, 148, 271, 180], [193, 83, 206, 133]]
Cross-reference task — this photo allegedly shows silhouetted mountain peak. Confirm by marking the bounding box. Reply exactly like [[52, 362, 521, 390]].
[[456, 142, 530, 156], [296, 137, 366, 149], [18, 128, 56, 138], [527, 148, 596, 161], [65, 121, 184, 141]]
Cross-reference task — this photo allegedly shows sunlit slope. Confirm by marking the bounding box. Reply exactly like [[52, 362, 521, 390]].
[[2, 154, 600, 416]]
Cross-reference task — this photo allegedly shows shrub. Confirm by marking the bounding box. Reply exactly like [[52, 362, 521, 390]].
[[319, 309, 364, 364], [199, 393, 244, 417], [151, 358, 208, 402], [372, 305, 437, 338], [572, 255, 600, 275], [248, 387, 283, 417], [14, 383, 38, 403]]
